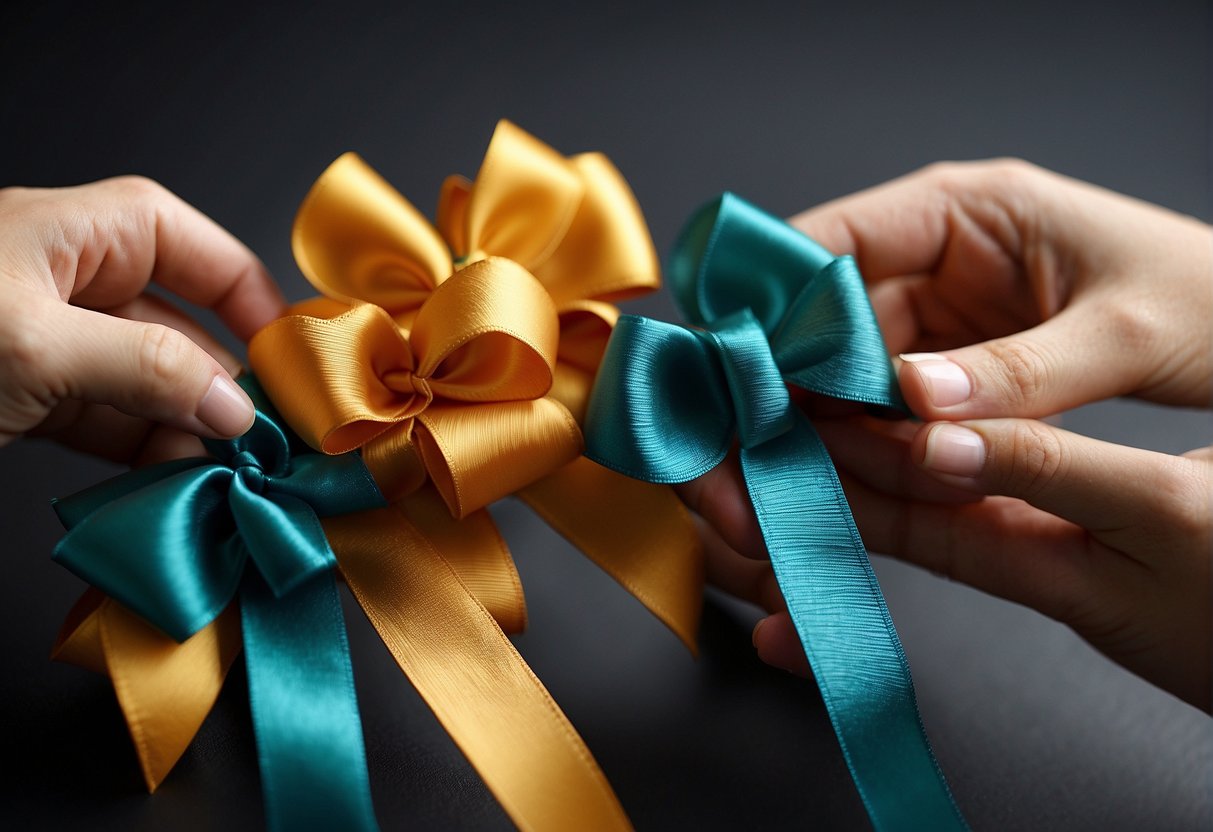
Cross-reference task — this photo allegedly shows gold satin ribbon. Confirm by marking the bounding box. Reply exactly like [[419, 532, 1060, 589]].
[[258, 121, 702, 646], [53, 503, 627, 830], [289, 120, 659, 419], [55, 122, 702, 831], [250, 258, 582, 517], [52, 590, 241, 791], [328, 509, 631, 831]]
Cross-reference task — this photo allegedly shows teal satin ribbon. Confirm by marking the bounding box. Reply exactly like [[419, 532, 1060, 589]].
[[585, 194, 967, 831], [52, 378, 384, 832]]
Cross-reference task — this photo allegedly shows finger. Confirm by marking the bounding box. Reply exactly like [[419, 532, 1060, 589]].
[[911, 418, 1206, 553], [752, 612, 810, 676], [675, 453, 768, 560], [839, 469, 1095, 622], [697, 517, 784, 613], [787, 168, 954, 280], [29, 399, 154, 463], [896, 302, 1148, 419], [135, 424, 208, 467], [814, 417, 984, 504], [34, 297, 254, 438], [104, 293, 244, 375], [47, 177, 286, 339]]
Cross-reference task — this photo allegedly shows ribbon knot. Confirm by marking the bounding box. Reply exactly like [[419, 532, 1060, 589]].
[[230, 450, 262, 471], [251, 257, 582, 516], [585, 194, 967, 831], [380, 367, 433, 417], [702, 309, 795, 449]]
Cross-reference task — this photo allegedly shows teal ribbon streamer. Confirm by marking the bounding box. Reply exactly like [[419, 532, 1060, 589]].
[[52, 378, 384, 832], [585, 194, 967, 831]]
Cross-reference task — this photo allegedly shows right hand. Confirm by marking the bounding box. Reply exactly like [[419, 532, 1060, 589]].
[[681, 160, 1213, 709]]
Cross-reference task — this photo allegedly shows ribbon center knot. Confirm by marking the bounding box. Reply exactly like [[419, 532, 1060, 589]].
[[704, 309, 795, 450], [381, 369, 434, 419]]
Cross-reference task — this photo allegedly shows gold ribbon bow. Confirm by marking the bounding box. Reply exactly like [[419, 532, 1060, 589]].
[[54, 122, 702, 832], [273, 120, 702, 648], [251, 259, 581, 514]]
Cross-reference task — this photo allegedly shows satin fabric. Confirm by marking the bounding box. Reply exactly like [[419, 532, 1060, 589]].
[[52, 379, 384, 832], [585, 194, 968, 831], [249, 120, 701, 649], [52, 123, 704, 832]]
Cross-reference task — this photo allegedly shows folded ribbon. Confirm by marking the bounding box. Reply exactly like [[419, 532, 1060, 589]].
[[52, 379, 384, 832], [251, 256, 581, 515], [291, 119, 660, 422], [239, 122, 703, 829], [251, 120, 702, 651], [585, 194, 968, 831]]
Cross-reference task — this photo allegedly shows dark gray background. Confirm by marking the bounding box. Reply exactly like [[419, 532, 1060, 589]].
[[1, 1, 1210, 829]]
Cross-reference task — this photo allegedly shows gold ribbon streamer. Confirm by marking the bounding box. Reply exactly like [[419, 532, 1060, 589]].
[[52, 590, 241, 791], [327, 509, 632, 831], [518, 457, 703, 653], [398, 485, 528, 635]]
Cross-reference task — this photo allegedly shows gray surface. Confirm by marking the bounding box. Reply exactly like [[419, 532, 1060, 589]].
[[1, 1, 1210, 829]]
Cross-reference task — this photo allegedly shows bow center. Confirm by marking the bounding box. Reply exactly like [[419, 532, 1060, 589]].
[[381, 369, 434, 419], [704, 309, 796, 449], [231, 450, 269, 494]]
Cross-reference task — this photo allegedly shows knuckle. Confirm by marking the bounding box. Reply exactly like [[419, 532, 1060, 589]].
[[0, 185, 29, 207], [105, 174, 169, 202], [4, 314, 49, 390], [919, 158, 1037, 190], [1095, 297, 1160, 357], [1154, 459, 1211, 540], [1003, 420, 1067, 499], [983, 338, 1051, 409], [136, 323, 196, 395]]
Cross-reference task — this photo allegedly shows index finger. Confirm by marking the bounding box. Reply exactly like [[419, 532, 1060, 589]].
[[787, 159, 1045, 285], [787, 165, 952, 281], [39, 177, 286, 340]]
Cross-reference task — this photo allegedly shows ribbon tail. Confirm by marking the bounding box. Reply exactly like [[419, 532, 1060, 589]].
[[51, 589, 108, 674], [396, 487, 527, 634], [241, 570, 380, 832], [327, 509, 633, 832], [518, 457, 703, 653], [740, 415, 967, 832], [53, 592, 241, 792]]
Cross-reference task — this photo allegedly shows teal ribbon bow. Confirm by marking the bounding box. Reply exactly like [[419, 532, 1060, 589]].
[[585, 194, 967, 831], [52, 378, 384, 832]]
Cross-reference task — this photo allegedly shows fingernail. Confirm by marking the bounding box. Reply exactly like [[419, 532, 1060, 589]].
[[752, 617, 769, 648], [900, 353, 972, 408], [922, 423, 986, 477], [197, 375, 255, 436]]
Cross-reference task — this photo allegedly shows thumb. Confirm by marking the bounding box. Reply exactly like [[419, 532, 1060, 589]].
[[34, 301, 255, 439], [898, 306, 1144, 420], [912, 417, 1202, 546]]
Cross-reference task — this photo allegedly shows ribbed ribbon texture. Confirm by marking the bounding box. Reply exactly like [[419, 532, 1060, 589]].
[[52, 379, 385, 832], [585, 193, 967, 831]]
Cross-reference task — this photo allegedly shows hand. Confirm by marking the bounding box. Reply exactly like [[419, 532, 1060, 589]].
[[0, 177, 286, 465], [681, 160, 1212, 710]]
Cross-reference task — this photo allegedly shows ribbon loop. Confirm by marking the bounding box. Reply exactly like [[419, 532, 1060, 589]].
[[585, 193, 967, 832], [703, 310, 795, 449], [294, 152, 450, 323], [51, 377, 388, 832], [584, 315, 734, 484]]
